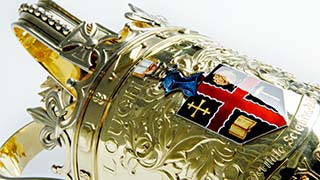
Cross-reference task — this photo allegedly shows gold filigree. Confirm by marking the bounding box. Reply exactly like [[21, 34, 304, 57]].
[[8, 1, 320, 180], [27, 77, 75, 180], [170, 44, 230, 77], [101, 36, 320, 180], [60, 22, 118, 71], [107, 79, 236, 180]]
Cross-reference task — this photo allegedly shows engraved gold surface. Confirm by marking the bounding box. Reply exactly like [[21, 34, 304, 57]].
[[0, 1, 319, 180], [89, 39, 320, 179], [77, 25, 319, 179]]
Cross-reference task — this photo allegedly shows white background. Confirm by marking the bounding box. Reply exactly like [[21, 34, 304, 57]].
[[0, 0, 320, 178]]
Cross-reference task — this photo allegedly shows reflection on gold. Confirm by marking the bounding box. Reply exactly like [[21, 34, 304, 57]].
[[213, 74, 229, 86], [133, 21, 153, 28], [14, 27, 89, 97], [118, 25, 131, 42], [0, 161, 4, 169], [0, 137, 25, 166]]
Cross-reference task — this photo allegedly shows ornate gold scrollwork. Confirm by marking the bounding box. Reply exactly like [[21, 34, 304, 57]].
[[28, 77, 75, 180], [60, 22, 119, 72]]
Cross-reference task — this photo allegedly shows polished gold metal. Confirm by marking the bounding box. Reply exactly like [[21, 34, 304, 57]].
[[1, 1, 320, 180]]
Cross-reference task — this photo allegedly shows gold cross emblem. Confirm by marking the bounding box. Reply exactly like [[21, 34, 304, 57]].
[[187, 99, 211, 118]]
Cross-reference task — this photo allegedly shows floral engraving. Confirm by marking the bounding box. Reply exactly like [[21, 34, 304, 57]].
[[106, 79, 236, 180]]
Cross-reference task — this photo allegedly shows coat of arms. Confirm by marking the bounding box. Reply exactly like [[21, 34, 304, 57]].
[[162, 64, 288, 144]]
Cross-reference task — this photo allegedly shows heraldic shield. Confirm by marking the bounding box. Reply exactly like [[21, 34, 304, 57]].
[[176, 64, 288, 144]]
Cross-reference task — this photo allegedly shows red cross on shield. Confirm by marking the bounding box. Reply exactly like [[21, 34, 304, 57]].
[[177, 64, 288, 144]]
